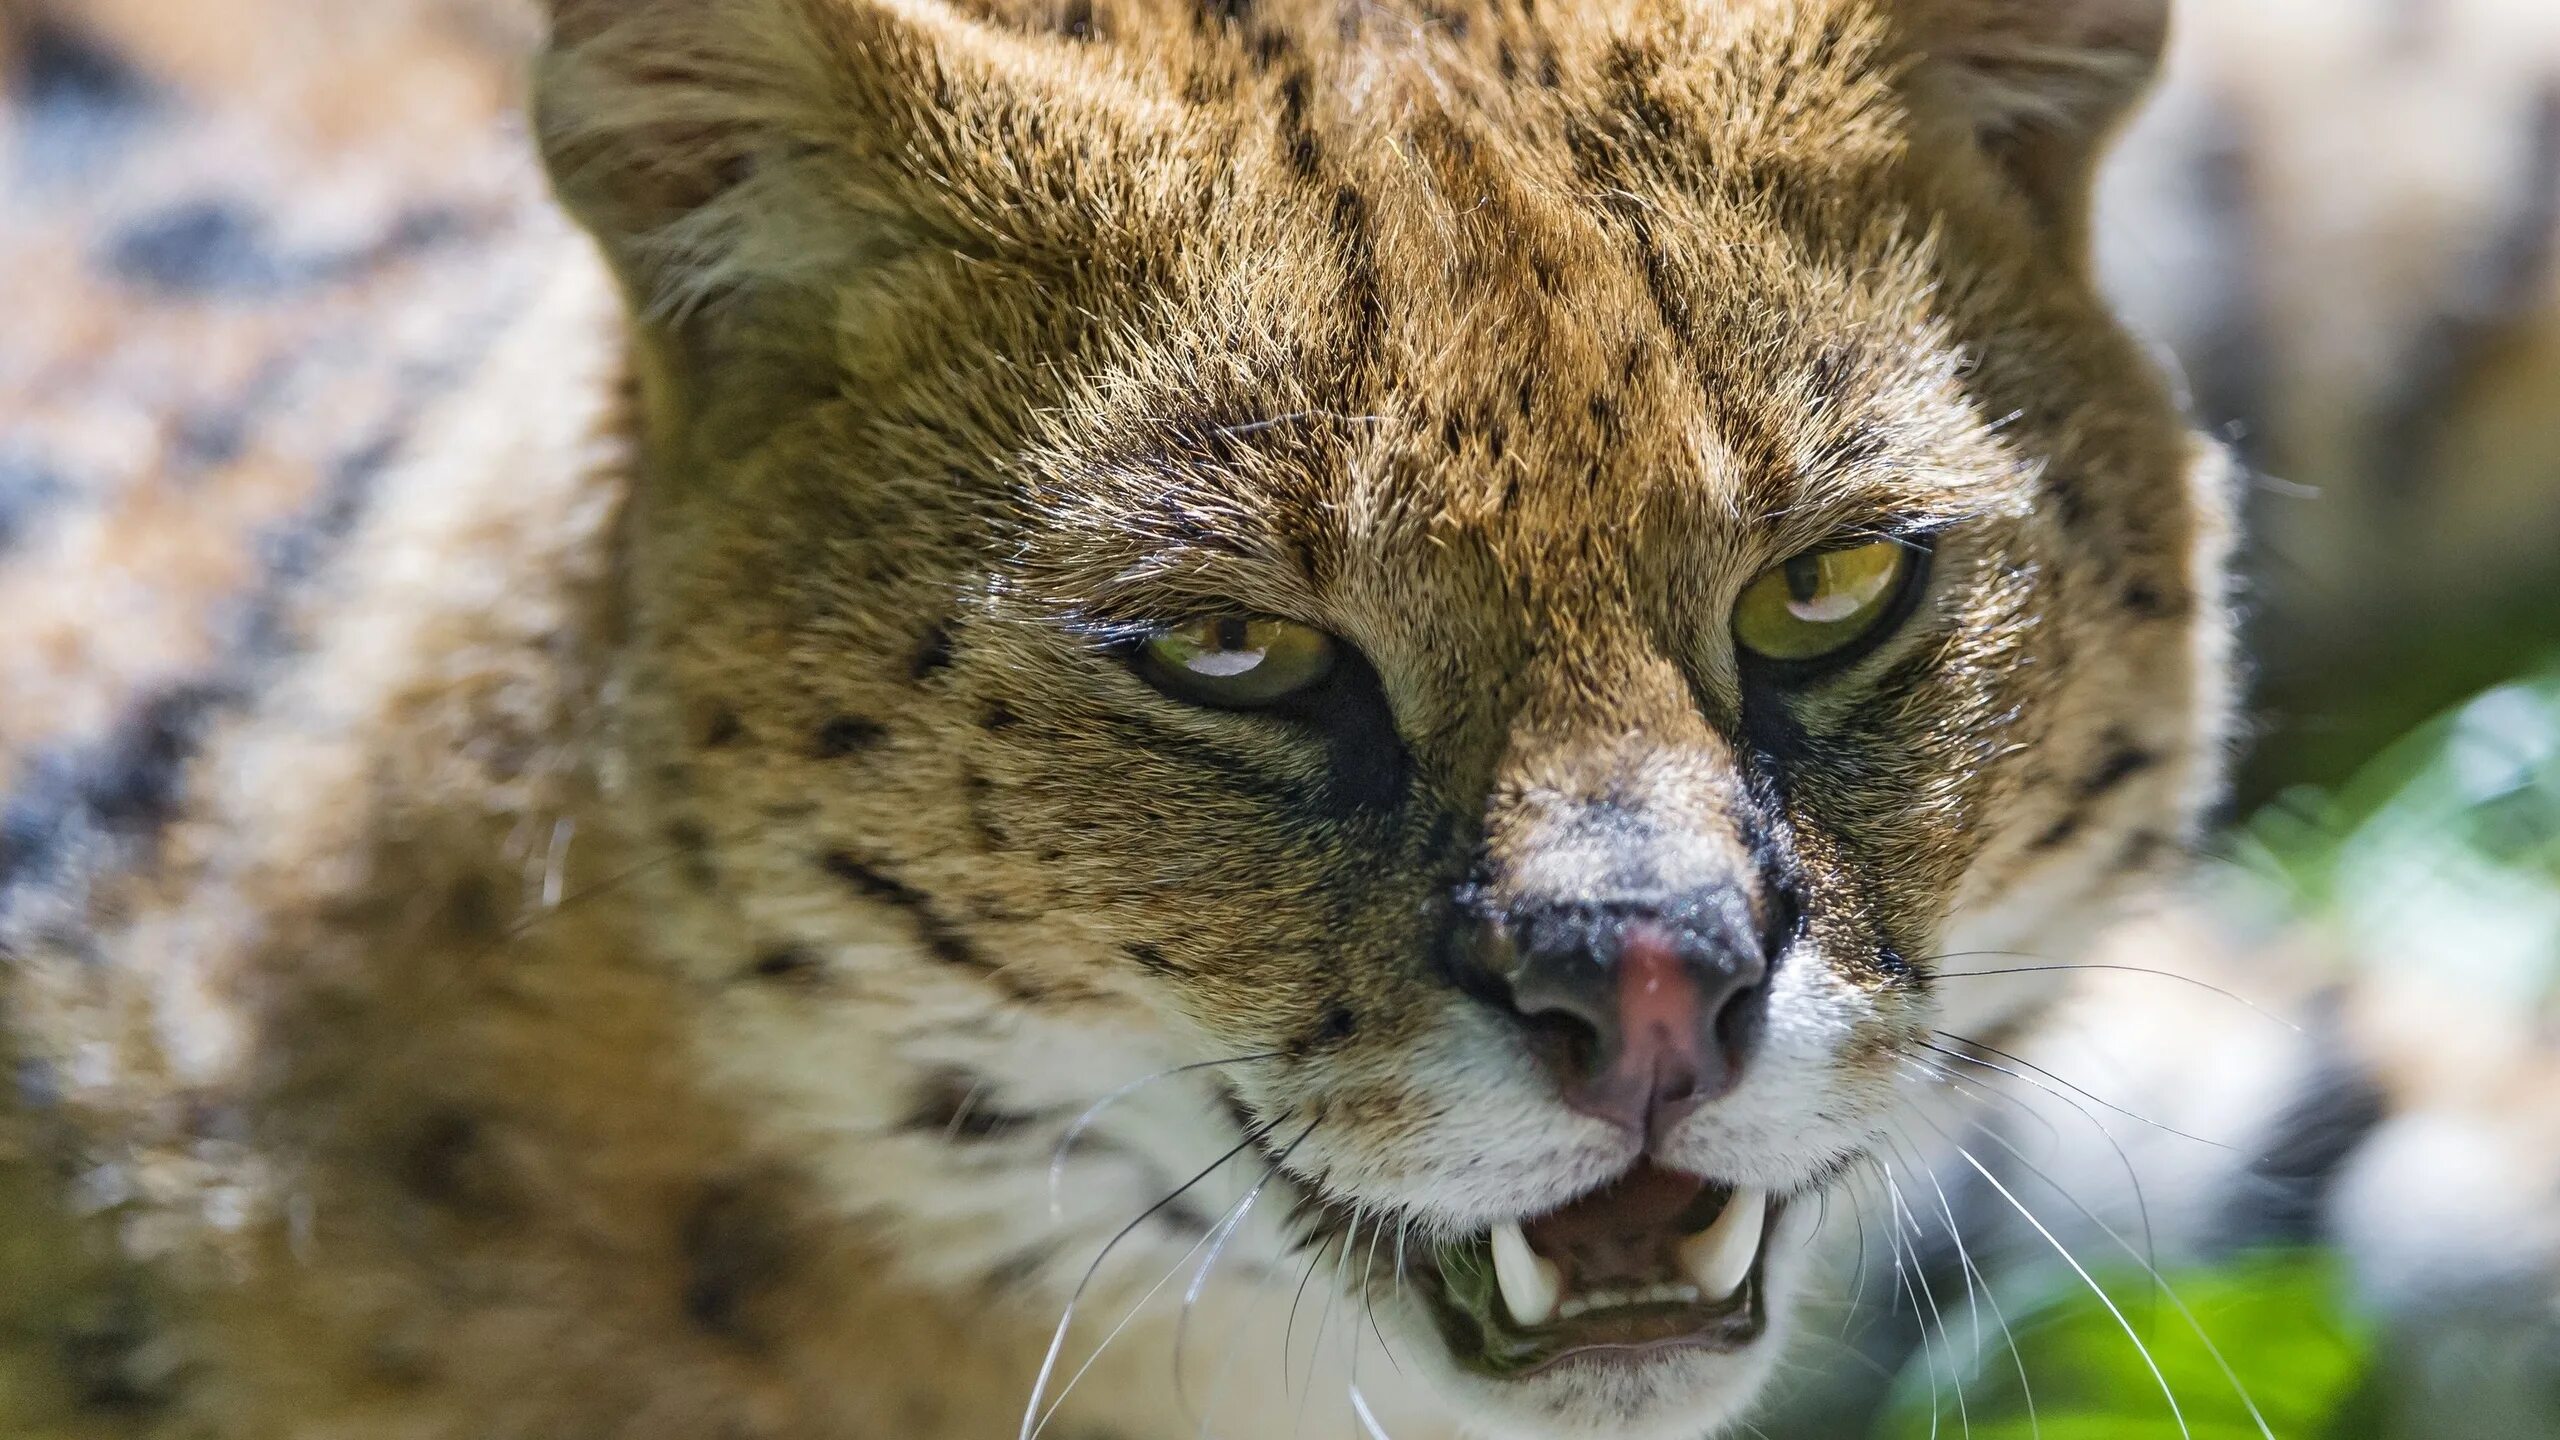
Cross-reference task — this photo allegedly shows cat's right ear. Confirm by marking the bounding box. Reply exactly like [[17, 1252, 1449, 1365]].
[[531, 0, 1162, 456]]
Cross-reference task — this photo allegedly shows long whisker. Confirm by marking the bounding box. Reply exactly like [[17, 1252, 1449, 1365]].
[[1050, 1053, 1282, 1221], [1880, 1161, 1953, 1440], [1952, 1114, 2278, 1440], [1032, 1183, 1257, 1440], [1921, 955, 2304, 1036], [1294, 1219, 1351, 1437], [1020, 1118, 1281, 1440], [1173, 1118, 1319, 1419], [1930, 1033, 2238, 1152], [1909, 1047, 2163, 1282], [1940, 1139, 2194, 1440], [1900, 1132, 2039, 1440]]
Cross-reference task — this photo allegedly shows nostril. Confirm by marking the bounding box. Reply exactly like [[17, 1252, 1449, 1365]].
[[1515, 1005, 1605, 1087], [1707, 968, 1772, 1080]]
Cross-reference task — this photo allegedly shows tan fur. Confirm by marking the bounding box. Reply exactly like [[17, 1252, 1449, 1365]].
[[0, 1, 2550, 1437]]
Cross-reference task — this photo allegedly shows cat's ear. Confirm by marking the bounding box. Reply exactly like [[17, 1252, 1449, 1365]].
[[1901, 0, 2170, 234], [536, 0, 981, 319], [530, 0, 1152, 454]]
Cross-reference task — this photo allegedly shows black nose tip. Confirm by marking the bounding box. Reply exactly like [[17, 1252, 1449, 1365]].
[[1475, 900, 1774, 1135]]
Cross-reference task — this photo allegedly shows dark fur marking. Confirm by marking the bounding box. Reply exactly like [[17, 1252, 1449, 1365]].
[[700, 708, 744, 748], [1329, 182, 1384, 367], [1295, 1003, 1359, 1054], [2077, 736, 2159, 802], [395, 1110, 512, 1216], [2120, 578, 2176, 620], [443, 872, 503, 940], [680, 1184, 790, 1345], [1276, 69, 1321, 178], [0, 681, 231, 911], [1058, 0, 1097, 41], [816, 849, 1000, 974], [748, 946, 823, 983], [102, 198, 468, 301], [1126, 942, 1183, 975], [905, 1069, 1043, 1141], [981, 1240, 1065, 1295], [812, 714, 888, 759], [10, 12, 161, 187], [58, 1285, 171, 1414], [2218, 1046, 2389, 1250], [103, 199, 301, 298], [910, 624, 957, 681], [982, 702, 1022, 731]]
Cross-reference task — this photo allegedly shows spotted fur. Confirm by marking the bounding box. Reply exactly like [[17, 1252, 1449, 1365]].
[[0, 2, 2552, 1438]]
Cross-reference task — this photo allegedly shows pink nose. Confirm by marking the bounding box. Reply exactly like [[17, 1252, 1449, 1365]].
[[1499, 910, 1770, 1138]]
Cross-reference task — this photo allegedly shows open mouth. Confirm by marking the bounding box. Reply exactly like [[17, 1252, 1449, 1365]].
[[1415, 1161, 1776, 1378]]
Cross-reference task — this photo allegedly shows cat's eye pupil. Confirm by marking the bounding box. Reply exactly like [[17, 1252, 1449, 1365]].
[[1136, 616, 1340, 709], [1783, 554, 1823, 604]]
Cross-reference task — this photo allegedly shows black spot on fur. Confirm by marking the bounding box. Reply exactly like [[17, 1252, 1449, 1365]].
[[981, 1240, 1064, 1295], [2120, 578, 2174, 619], [904, 1069, 1042, 1141], [2077, 736, 2159, 801], [910, 624, 957, 681], [443, 873, 503, 940], [0, 682, 230, 908], [1276, 69, 1321, 177], [101, 198, 467, 301], [982, 702, 1022, 732], [2218, 1046, 2389, 1251], [10, 12, 160, 186], [748, 946, 822, 983], [700, 708, 744, 748], [811, 714, 887, 759], [1298, 1004, 1359, 1052], [396, 1110, 508, 1215], [817, 849, 997, 973], [680, 1184, 791, 1345], [103, 199, 297, 297], [1126, 942, 1183, 976], [1058, 0, 1097, 40]]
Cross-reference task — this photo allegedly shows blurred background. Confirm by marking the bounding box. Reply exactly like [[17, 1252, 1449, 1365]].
[[2, 0, 2557, 1435]]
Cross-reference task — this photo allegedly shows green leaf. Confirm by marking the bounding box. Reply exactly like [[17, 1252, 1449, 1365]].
[[1871, 1251, 2374, 1440]]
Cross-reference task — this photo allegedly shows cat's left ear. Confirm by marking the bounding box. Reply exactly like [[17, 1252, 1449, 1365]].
[[1901, 0, 2170, 237]]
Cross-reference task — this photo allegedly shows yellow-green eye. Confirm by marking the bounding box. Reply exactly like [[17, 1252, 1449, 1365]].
[[1732, 540, 1915, 665], [1138, 617, 1339, 708]]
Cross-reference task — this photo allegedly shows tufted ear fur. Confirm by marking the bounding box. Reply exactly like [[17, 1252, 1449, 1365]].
[[530, 0, 1165, 460], [1901, 0, 2170, 241]]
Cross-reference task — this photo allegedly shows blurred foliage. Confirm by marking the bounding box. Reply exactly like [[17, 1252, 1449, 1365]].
[[1873, 663, 2560, 1437], [2229, 659, 2560, 1010], [1872, 1251, 2373, 1440]]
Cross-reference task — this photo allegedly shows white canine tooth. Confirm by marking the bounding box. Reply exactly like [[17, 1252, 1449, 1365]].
[[1490, 1222, 1562, 1328], [1678, 1188, 1767, 1301]]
